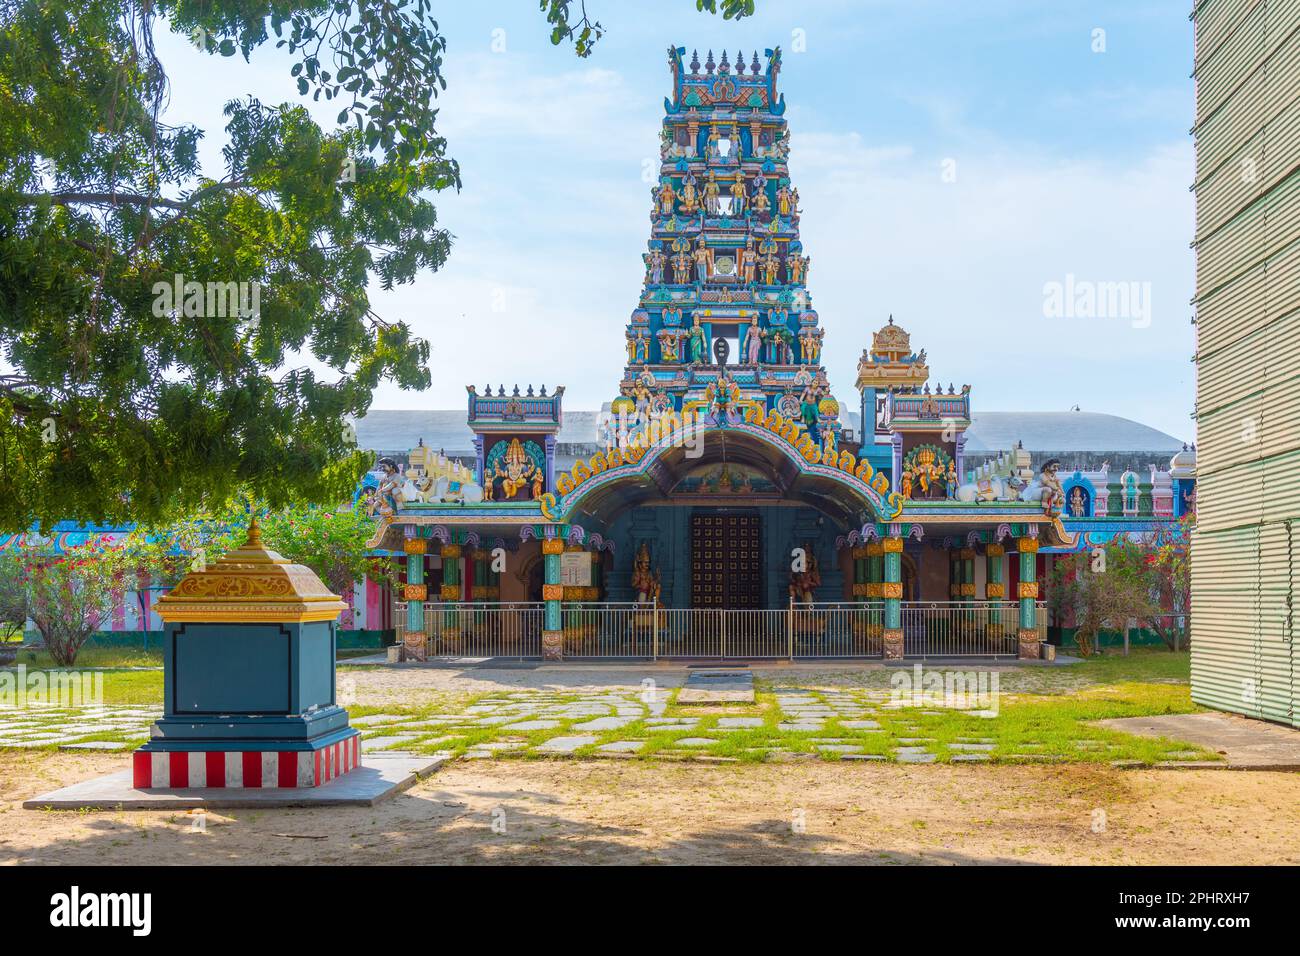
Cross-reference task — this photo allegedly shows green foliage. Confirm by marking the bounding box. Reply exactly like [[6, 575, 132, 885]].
[[539, 0, 755, 57], [131, 498, 399, 600], [0, 0, 751, 531], [1049, 535, 1188, 656], [1, 539, 129, 665], [0, 0, 454, 530]]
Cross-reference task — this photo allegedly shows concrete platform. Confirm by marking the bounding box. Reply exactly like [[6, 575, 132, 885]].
[[677, 669, 755, 704], [22, 754, 447, 810], [1094, 711, 1300, 770]]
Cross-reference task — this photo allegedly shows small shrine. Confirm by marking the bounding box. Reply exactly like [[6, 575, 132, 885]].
[[132, 520, 359, 789]]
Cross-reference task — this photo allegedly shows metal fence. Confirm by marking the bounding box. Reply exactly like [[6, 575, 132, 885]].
[[393, 600, 1042, 660], [395, 602, 543, 659], [901, 601, 1038, 657]]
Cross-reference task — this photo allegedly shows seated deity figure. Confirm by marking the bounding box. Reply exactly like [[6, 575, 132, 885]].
[[368, 458, 403, 516], [750, 174, 770, 215], [679, 174, 699, 215], [493, 438, 542, 500]]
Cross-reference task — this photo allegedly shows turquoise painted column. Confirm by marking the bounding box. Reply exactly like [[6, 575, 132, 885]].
[[1017, 536, 1040, 659], [882, 536, 903, 659], [541, 535, 565, 660], [402, 535, 427, 659]]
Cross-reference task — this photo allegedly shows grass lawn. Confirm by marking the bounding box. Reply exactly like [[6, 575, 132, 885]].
[[1, 647, 1209, 764], [339, 650, 1210, 766]]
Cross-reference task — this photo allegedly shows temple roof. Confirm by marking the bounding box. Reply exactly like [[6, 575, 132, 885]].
[[355, 408, 1187, 459], [960, 411, 1187, 453]]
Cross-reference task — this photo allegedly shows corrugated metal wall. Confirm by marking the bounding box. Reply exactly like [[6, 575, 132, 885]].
[[1192, 0, 1300, 726]]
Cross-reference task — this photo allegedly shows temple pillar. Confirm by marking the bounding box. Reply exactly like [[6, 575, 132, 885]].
[[851, 546, 867, 602], [1017, 536, 1040, 660], [985, 542, 1006, 636], [960, 547, 976, 602], [440, 543, 461, 602], [541, 537, 565, 660], [403, 536, 427, 660], [882, 536, 904, 659]]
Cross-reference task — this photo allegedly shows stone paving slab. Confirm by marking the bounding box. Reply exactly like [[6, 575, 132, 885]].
[[1093, 712, 1300, 769], [23, 755, 447, 810], [677, 670, 755, 705], [535, 735, 597, 754]]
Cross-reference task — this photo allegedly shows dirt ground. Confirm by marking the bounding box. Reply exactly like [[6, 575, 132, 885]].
[[3, 751, 1298, 865]]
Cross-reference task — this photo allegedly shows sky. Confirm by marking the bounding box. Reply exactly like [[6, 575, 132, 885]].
[[154, 0, 1196, 441]]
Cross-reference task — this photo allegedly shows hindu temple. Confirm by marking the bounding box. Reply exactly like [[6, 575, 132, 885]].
[[355, 47, 1193, 662]]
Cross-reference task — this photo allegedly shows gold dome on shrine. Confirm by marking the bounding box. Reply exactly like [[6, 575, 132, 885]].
[[855, 315, 930, 392], [155, 520, 348, 624]]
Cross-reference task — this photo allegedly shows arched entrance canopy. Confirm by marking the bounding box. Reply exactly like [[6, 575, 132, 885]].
[[538, 414, 904, 528]]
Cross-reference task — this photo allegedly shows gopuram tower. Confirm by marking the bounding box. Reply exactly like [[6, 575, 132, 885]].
[[615, 47, 840, 444]]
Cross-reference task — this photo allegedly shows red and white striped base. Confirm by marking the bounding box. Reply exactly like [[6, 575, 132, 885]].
[[132, 735, 360, 790]]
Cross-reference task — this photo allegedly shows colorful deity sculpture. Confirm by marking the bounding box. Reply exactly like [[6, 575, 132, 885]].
[[745, 317, 765, 365], [789, 543, 821, 604], [738, 237, 757, 285], [703, 171, 721, 216], [657, 179, 676, 217], [671, 245, 692, 284], [787, 254, 809, 285], [368, 457, 403, 517], [776, 183, 794, 218], [658, 328, 681, 363], [644, 247, 666, 285], [693, 238, 713, 283], [688, 316, 708, 364], [631, 542, 662, 604], [1039, 458, 1065, 517], [750, 173, 770, 215], [729, 174, 746, 215], [490, 438, 544, 501], [679, 173, 699, 215]]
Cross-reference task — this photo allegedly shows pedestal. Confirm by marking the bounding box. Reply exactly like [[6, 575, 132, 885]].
[[542, 629, 564, 661], [882, 628, 904, 660], [1017, 628, 1041, 661], [130, 522, 358, 790]]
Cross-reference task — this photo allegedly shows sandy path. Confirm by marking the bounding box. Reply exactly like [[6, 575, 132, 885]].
[[3, 752, 1298, 865]]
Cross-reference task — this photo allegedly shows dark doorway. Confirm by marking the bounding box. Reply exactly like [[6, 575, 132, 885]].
[[690, 510, 763, 608]]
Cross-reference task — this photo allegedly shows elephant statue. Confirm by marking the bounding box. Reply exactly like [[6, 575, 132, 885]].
[[956, 474, 1026, 503]]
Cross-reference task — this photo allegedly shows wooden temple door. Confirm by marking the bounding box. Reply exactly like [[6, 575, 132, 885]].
[[690, 510, 763, 609]]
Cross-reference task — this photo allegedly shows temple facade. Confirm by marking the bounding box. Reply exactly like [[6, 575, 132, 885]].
[[361, 47, 1193, 662]]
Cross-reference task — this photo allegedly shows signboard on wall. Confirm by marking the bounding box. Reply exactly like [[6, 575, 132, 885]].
[[559, 552, 592, 587]]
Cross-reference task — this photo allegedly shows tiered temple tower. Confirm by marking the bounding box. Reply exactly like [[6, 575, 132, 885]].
[[615, 47, 840, 442]]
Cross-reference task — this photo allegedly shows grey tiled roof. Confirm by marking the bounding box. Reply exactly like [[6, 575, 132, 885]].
[[355, 408, 1186, 460]]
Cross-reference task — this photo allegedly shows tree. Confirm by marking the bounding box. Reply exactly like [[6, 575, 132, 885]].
[[1049, 542, 1159, 658], [0, 545, 28, 641], [130, 500, 400, 625], [19, 540, 128, 665], [0, 1, 755, 533]]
